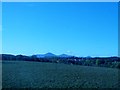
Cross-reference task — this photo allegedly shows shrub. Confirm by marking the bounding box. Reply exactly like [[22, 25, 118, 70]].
[[116, 62, 120, 69]]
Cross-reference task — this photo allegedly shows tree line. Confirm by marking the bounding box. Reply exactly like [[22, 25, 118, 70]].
[[0, 54, 120, 69]]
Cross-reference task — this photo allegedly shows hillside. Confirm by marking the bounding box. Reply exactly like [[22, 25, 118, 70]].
[[2, 61, 120, 88]]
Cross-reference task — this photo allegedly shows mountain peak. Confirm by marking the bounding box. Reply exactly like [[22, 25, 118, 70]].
[[44, 52, 56, 57], [59, 54, 72, 57], [36, 52, 73, 58]]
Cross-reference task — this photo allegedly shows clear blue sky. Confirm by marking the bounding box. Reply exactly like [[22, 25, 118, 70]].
[[2, 2, 118, 57]]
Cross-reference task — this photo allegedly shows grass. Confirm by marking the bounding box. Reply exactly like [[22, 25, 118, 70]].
[[2, 60, 120, 88]]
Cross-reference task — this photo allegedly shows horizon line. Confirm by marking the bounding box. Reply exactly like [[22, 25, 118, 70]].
[[0, 53, 119, 57]]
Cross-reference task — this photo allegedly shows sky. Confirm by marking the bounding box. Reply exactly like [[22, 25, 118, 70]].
[[2, 2, 118, 57]]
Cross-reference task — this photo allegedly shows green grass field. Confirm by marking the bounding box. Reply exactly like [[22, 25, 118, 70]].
[[2, 61, 120, 88]]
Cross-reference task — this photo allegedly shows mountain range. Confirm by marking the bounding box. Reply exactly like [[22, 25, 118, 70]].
[[36, 52, 73, 58]]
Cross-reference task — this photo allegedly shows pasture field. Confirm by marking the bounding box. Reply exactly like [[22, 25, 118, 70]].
[[2, 61, 120, 88]]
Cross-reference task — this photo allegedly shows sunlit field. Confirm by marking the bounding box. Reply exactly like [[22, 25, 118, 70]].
[[2, 61, 120, 88]]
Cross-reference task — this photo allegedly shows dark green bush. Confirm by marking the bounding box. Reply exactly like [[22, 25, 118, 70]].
[[115, 62, 120, 69]]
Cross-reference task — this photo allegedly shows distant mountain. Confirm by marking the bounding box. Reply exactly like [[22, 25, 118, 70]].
[[44, 52, 56, 57], [36, 54, 45, 58], [58, 54, 73, 57], [36, 53, 73, 58], [36, 52, 56, 58]]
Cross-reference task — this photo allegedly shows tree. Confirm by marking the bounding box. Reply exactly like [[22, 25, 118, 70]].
[[96, 59, 100, 66], [115, 62, 120, 69]]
